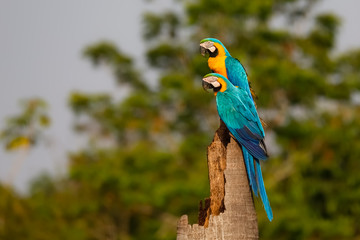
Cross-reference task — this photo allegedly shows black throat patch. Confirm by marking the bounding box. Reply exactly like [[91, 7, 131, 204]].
[[209, 48, 218, 58]]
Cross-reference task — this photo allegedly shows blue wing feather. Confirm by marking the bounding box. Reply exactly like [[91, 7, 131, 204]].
[[218, 90, 267, 160], [227, 126, 267, 160], [225, 57, 252, 100]]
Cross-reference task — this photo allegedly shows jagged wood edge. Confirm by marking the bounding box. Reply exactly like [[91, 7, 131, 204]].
[[176, 120, 259, 240]]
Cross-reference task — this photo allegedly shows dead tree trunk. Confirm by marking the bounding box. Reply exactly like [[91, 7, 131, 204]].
[[176, 121, 259, 240]]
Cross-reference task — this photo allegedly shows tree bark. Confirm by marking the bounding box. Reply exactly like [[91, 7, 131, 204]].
[[176, 121, 259, 240]]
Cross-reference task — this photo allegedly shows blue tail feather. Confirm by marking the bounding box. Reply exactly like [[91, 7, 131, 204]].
[[255, 160, 273, 221], [248, 154, 258, 196], [242, 146, 258, 196]]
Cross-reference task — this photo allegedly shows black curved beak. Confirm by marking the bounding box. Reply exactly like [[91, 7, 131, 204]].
[[199, 41, 214, 57], [202, 81, 214, 91], [202, 76, 221, 93], [200, 45, 208, 57]]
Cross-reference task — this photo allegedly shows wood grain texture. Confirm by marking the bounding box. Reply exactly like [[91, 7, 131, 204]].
[[177, 122, 259, 240]]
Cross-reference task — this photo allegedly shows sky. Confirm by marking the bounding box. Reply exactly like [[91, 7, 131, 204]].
[[0, 0, 359, 193]]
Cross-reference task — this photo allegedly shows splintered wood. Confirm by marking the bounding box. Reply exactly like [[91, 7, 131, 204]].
[[176, 122, 259, 240]]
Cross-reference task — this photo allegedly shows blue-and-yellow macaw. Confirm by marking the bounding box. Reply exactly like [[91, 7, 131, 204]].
[[202, 73, 273, 221], [200, 38, 255, 101]]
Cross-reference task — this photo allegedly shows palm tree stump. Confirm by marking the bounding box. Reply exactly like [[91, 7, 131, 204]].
[[176, 121, 259, 240]]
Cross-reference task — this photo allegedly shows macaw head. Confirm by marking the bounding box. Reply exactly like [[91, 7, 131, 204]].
[[202, 73, 231, 95], [200, 38, 231, 58]]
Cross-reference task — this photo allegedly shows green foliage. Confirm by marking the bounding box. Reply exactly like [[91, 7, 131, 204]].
[[1, 0, 360, 239], [146, 44, 185, 69], [0, 98, 50, 151], [143, 12, 179, 39], [84, 42, 148, 91]]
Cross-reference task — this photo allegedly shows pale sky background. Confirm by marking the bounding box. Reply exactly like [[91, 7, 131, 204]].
[[0, 0, 359, 193]]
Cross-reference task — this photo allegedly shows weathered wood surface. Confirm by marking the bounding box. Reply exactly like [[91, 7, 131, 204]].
[[177, 122, 258, 240]]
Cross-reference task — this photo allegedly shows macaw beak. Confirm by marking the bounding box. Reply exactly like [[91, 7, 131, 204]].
[[202, 75, 221, 92], [202, 81, 214, 91], [200, 41, 216, 57]]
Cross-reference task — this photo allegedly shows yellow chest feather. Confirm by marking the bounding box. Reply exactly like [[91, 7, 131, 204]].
[[208, 56, 228, 78]]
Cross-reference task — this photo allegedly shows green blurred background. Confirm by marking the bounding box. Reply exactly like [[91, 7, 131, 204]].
[[1, 0, 360, 239]]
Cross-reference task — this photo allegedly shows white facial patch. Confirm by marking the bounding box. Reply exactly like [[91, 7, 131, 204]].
[[208, 46, 216, 52], [211, 81, 221, 88], [203, 76, 221, 88], [200, 41, 215, 51]]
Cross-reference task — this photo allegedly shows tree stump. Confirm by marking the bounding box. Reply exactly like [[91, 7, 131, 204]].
[[176, 121, 259, 240]]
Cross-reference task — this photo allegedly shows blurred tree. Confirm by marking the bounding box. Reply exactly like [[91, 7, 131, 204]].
[[0, 98, 50, 151], [0, 98, 50, 184], [1, 0, 360, 239]]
